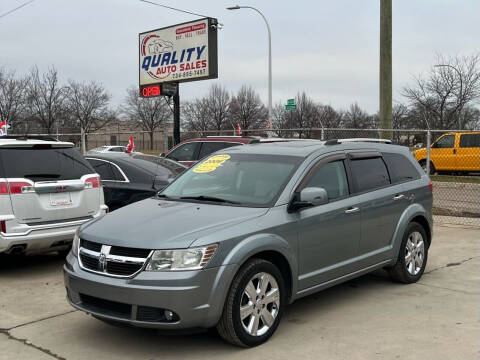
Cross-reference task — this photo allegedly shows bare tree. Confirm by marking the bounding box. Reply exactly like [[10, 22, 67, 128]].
[[183, 98, 211, 132], [205, 84, 231, 131], [289, 92, 318, 138], [402, 53, 480, 129], [122, 87, 171, 150], [0, 69, 25, 132], [229, 85, 268, 130], [25, 66, 66, 134], [341, 102, 376, 129], [66, 80, 114, 154]]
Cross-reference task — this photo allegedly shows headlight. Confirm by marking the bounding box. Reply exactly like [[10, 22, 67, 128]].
[[145, 244, 218, 271], [72, 229, 80, 257]]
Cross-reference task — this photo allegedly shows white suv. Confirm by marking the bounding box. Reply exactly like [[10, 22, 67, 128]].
[[0, 137, 108, 255]]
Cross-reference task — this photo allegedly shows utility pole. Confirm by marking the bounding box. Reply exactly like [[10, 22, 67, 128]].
[[379, 0, 392, 139], [173, 83, 180, 145]]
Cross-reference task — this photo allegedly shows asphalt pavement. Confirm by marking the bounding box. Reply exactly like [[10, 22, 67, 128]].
[[0, 224, 479, 360]]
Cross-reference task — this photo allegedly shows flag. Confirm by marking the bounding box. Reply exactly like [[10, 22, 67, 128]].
[[236, 124, 242, 136], [126, 136, 135, 153], [0, 121, 8, 137]]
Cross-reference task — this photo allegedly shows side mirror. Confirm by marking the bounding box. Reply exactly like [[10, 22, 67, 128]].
[[289, 187, 329, 212], [159, 153, 166, 157]]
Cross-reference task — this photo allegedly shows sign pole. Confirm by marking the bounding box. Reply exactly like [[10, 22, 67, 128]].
[[173, 83, 180, 145]]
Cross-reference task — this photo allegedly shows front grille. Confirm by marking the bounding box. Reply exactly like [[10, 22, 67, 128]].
[[80, 254, 99, 270], [109, 246, 151, 258], [81, 239, 102, 252], [107, 262, 143, 276], [79, 294, 131, 318], [78, 240, 151, 278]]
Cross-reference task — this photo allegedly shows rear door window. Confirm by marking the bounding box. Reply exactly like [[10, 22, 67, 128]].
[[166, 142, 200, 162], [0, 147, 94, 181], [350, 157, 390, 193], [459, 134, 480, 148], [198, 142, 240, 159], [86, 159, 116, 181], [382, 153, 420, 184]]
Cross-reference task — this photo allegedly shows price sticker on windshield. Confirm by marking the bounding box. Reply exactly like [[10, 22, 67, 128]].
[[193, 154, 230, 173]]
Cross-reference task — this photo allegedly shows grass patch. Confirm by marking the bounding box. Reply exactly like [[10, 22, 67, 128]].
[[433, 206, 480, 218], [431, 175, 480, 184]]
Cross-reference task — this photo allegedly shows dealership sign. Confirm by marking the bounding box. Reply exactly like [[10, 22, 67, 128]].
[[139, 18, 218, 96]]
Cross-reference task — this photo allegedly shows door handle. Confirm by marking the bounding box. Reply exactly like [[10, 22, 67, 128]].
[[393, 194, 405, 201], [345, 207, 360, 214]]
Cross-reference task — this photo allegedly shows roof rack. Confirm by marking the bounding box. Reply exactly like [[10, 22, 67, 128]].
[[205, 135, 259, 139], [0, 135, 60, 141], [324, 138, 392, 145]]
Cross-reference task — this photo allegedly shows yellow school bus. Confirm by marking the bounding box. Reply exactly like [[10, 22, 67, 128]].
[[414, 131, 480, 174]]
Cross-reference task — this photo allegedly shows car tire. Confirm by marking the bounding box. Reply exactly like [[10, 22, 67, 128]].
[[389, 222, 428, 284], [216, 258, 285, 347], [419, 160, 435, 175]]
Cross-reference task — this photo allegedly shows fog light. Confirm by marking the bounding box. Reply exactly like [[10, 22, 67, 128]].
[[164, 310, 174, 321]]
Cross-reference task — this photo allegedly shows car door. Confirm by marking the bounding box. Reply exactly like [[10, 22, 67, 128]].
[[430, 134, 456, 171], [457, 133, 480, 171], [347, 152, 405, 266], [86, 158, 130, 209], [295, 153, 361, 291]]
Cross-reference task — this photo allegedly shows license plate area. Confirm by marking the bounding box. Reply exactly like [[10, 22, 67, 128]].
[[50, 192, 72, 206]]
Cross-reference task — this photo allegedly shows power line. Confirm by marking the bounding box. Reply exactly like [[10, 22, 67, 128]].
[[0, 0, 36, 20], [139, 0, 208, 18]]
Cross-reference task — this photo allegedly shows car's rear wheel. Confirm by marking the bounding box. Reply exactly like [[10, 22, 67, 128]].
[[216, 258, 285, 347], [419, 160, 436, 175], [389, 222, 428, 283]]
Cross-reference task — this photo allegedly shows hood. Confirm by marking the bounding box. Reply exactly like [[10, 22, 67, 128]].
[[80, 198, 268, 249]]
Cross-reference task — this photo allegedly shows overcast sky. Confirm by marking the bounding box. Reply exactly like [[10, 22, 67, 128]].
[[0, 0, 478, 113]]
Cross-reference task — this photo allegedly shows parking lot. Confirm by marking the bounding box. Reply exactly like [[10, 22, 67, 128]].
[[0, 224, 478, 360]]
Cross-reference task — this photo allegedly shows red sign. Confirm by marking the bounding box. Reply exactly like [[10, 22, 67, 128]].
[[140, 84, 161, 97]]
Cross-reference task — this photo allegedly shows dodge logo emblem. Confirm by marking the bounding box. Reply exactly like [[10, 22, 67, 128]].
[[98, 253, 107, 272]]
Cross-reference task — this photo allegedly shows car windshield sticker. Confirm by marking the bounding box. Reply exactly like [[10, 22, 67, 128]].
[[193, 154, 230, 173]]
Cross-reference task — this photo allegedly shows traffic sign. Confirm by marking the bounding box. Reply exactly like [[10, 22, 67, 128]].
[[285, 104, 297, 110], [287, 98, 295, 105]]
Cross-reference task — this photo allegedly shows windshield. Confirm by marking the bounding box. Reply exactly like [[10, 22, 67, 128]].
[[161, 153, 302, 207]]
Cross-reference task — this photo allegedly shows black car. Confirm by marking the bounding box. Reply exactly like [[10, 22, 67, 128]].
[[85, 153, 186, 211]]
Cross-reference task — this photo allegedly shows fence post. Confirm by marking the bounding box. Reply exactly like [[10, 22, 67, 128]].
[[426, 129, 431, 175]]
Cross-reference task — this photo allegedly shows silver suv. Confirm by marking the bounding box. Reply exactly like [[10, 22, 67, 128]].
[[64, 139, 432, 347], [0, 137, 107, 255]]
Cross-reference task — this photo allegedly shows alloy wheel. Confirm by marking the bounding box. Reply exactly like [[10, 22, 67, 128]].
[[405, 231, 425, 276], [239, 272, 280, 336]]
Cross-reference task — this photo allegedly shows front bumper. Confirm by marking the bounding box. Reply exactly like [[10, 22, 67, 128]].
[[0, 206, 107, 254], [63, 253, 238, 329]]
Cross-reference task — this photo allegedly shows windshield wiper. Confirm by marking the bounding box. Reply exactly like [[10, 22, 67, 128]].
[[179, 195, 240, 204]]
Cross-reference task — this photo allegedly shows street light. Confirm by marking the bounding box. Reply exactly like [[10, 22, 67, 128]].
[[434, 63, 463, 129], [227, 5, 272, 126]]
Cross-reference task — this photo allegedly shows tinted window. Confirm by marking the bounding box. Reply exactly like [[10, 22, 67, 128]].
[[109, 147, 125, 152], [459, 134, 480, 148], [305, 161, 349, 200], [350, 157, 390, 193], [0, 147, 94, 181], [198, 142, 240, 159], [87, 159, 116, 180], [383, 153, 420, 184], [110, 164, 126, 181], [434, 135, 455, 148], [130, 155, 186, 177], [166, 142, 200, 161]]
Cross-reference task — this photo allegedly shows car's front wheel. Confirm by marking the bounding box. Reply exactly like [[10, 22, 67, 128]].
[[217, 258, 285, 347], [389, 222, 429, 283]]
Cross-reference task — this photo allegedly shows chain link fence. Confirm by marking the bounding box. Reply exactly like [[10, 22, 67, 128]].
[[18, 127, 480, 226]]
